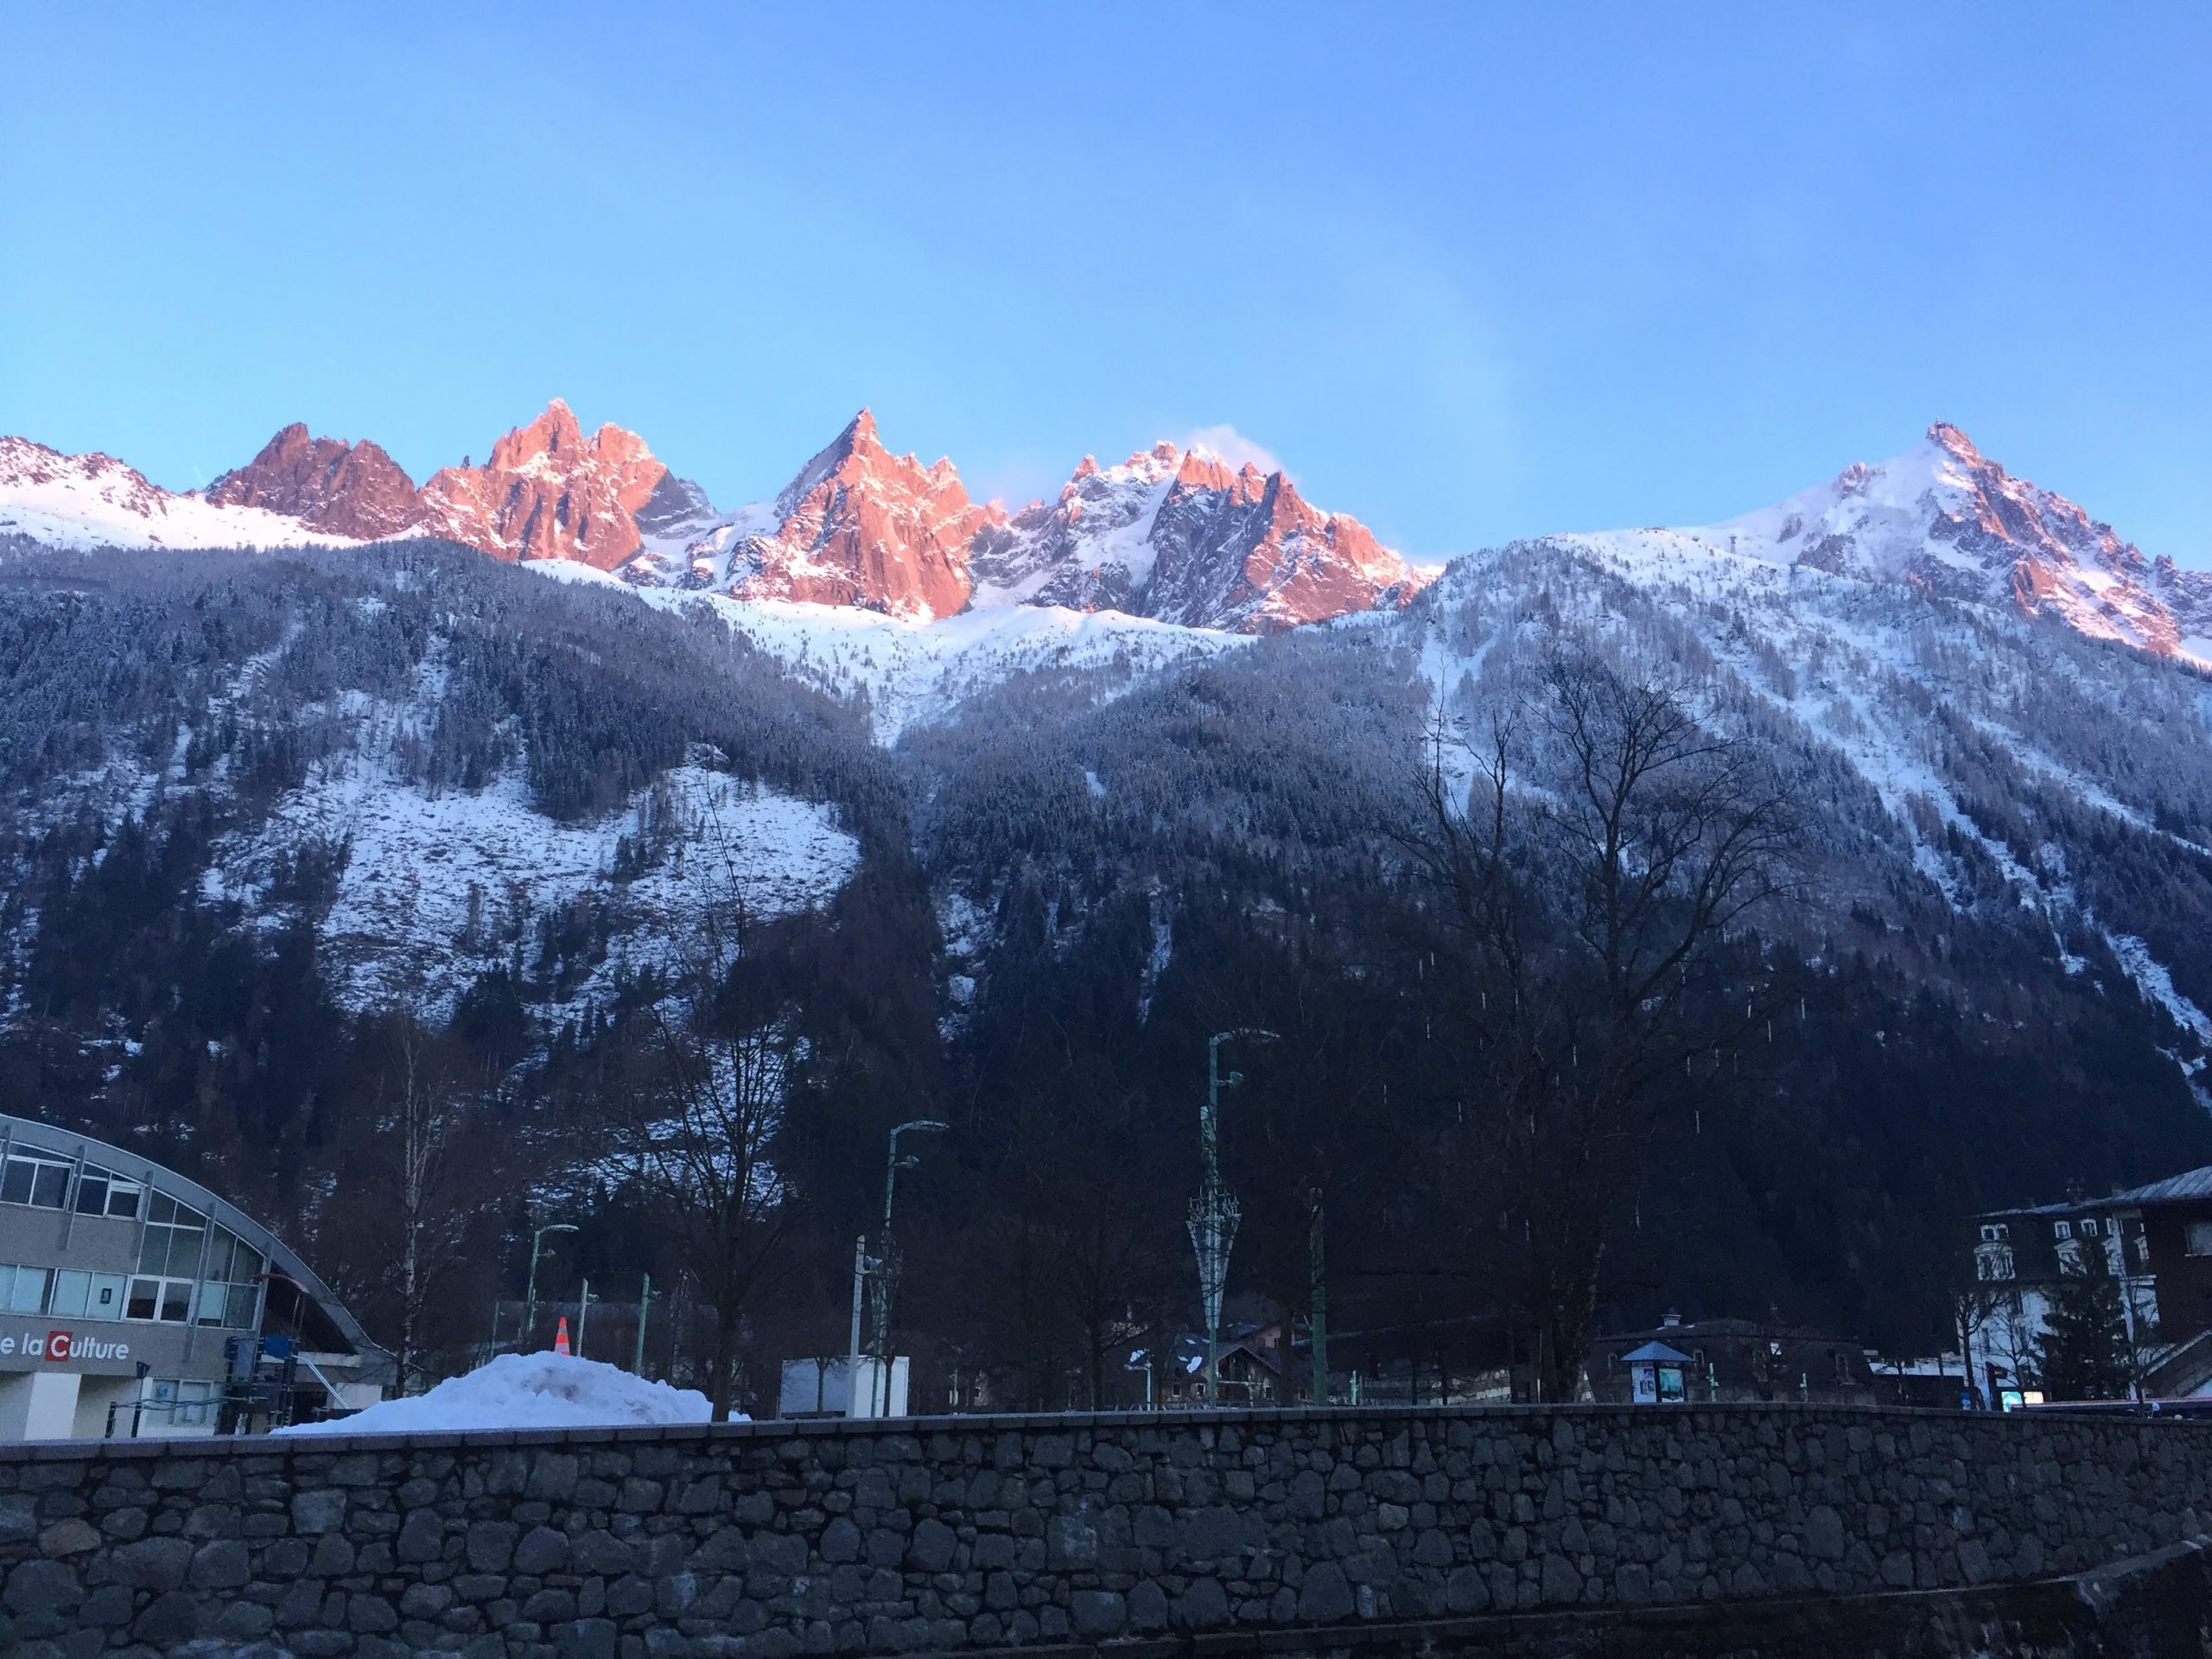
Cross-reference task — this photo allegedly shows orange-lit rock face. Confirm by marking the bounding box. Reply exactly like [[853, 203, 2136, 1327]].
[[204, 423, 421, 540], [728, 410, 999, 619], [964, 440, 1430, 631], [416, 400, 669, 569], [1145, 461, 1431, 632]]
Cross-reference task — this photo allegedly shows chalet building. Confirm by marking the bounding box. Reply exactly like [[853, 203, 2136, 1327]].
[[0, 1114, 391, 1440], [2116, 1167, 2212, 1356], [1969, 1166, 2212, 1399], [1586, 1314, 1874, 1405]]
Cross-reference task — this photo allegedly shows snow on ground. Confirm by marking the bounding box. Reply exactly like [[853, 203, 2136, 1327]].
[[278, 1352, 716, 1435], [207, 752, 861, 1014], [2103, 931, 2212, 1046], [527, 559, 1249, 743]]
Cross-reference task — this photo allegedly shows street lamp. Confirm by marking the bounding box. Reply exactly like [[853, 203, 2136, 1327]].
[[851, 1120, 949, 1418], [523, 1224, 578, 1351], [1191, 1029, 1275, 1406]]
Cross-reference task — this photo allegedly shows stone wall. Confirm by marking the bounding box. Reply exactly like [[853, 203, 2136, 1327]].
[[1, 1404, 2209, 1658]]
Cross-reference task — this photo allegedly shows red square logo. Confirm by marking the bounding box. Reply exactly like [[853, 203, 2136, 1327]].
[[44, 1331, 72, 1363]]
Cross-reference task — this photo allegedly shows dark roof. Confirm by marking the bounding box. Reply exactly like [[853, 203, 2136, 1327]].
[[2107, 1166, 2212, 1207], [1619, 1341, 1693, 1364], [1976, 1166, 2212, 1219], [1595, 1319, 1854, 1346]]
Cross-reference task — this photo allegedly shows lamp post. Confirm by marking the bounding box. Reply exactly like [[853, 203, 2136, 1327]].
[[1190, 1029, 1275, 1406], [865, 1119, 949, 1417], [523, 1223, 577, 1351]]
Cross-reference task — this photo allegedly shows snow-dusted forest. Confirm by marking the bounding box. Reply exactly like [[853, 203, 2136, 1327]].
[[4, 532, 2209, 1408]]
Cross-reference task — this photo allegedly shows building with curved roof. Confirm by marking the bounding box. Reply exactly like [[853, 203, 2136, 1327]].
[[0, 1113, 391, 1440]]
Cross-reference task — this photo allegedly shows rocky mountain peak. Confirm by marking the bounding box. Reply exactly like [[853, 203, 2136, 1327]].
[[416, 403, 671, 569], [730, 411, 998, 620], [964, 436, 1429, 632], [203, 423, 421, 540]]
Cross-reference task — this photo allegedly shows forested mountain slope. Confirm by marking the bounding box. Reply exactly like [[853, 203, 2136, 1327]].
[[2, 411, 2209, 1397]]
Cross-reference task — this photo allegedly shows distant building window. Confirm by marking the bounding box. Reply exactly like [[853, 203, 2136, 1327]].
[[2054, 1221, 2072, 1240], [2081, 1218, 2101, 1237], [0, 1154, 72, 1210], [1980, 1224, 2009, 1243], [2188, 1221, 2212, 1257], [0, 1267, 49, 1315], [72, 1165, 143, 1219]]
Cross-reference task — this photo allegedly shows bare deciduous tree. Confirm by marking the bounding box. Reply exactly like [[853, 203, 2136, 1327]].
[[1406, 652, 1797, 1402], [622, 791, 803, 1421]]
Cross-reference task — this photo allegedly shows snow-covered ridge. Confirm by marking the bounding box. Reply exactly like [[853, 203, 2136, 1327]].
[[0, 436, 359, 551], [533, 560, 1251, 743], [1564, 423, 2212, 668]]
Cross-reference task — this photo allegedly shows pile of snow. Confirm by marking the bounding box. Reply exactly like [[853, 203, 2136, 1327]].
[[278, 1352, 717, 1435]]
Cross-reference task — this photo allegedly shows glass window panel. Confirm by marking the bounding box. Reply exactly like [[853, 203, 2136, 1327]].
[[231, 1245, 264, 1286], [194, 1282, 228, 1326], [1, 1160, 34, 1205], [148, 1192, 176, 1225], [158, 1281, 191, 1323], [125, 1277, 160, 1320], [226, 1283, 259, 1328], [105, 1184, 140, 1219], [137, 1229, 170, 1276], [7, 1269, 48, 1314], [29, 1164, 67, 1208], [204, 1231, 234, 1283], [173, 1228, 207, 1274], [48, 1271, 89, 1319], [90, 1274, 127, 1318], [73, 1173, 109, 1215]]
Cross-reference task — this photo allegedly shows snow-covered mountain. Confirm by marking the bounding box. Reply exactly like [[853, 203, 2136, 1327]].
[[1570, 423, 2212, 668], [0, 435, 358, 550], [967, 440, 1433, 632], [0, 404, 1428, 633]]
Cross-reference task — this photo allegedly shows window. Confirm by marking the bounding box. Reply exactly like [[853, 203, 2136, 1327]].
[[3, 1268, 48, 1315], [2054, 1221, 2073, 1240], [46, 1270, 90, 1319], [0, 1154, 72, 1209], [71, 1166, 144, 1219], [1980, 1224, 2009, 1243], [89, 1274, 126, 1318], [138, 1192, 208, 1279], [190, 1226, 264, 1329], [148, 1379, 217, 1428], [2081, 1218, 2101, 1237], [2187, 1221, 2212, 1257]]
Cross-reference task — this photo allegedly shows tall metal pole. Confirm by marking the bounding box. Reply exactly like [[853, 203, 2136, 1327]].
[[575, 1278, 594, 1358], [847, 1234, 868, 1417], [1308, 1185, 1329, 1406], [870, 1121, 949, 1418], [633, 1274, 656, 1376], [1190, 1029, 1274, 1405], [523, 1223, 576, 1351]]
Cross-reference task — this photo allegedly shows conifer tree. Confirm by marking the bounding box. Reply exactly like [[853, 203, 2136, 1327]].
[[2037, 1262, 2133, 1402]]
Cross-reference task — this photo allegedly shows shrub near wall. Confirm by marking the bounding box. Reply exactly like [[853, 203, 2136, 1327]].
[[1, 1405, 2209, 1657]]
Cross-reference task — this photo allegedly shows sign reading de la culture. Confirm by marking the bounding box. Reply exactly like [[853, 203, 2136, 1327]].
[[0, 1327, 132, 1365]]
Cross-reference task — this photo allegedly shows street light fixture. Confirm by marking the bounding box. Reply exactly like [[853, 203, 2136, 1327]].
[[1192, 1029, 1275, 1406], [523, 1223, 578, 1351], [849, 1120, 950, 1418]]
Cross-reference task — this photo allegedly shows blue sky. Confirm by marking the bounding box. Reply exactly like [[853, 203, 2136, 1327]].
[[4, 5, 2207, 563]]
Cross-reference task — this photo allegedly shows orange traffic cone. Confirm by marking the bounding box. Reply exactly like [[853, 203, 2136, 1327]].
[[553, 1316, 572, 1356]]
